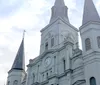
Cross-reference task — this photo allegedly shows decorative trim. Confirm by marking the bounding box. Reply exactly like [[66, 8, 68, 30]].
[[72, 79, 86, 85], [41, 17, 78, 32], [79, 21, 100, 30]]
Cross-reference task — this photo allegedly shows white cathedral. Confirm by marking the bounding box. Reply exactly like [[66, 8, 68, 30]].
[[6, 0, 100, 85]]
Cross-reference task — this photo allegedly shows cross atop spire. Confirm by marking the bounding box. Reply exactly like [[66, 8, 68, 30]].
[[82, 0, 100, 25], [49, 0, 69, 23], [10, 32, 25, 71]]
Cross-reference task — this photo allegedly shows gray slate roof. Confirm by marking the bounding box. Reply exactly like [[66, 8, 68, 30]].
[[11, 38, 25, 70], [50, 0, 69, 23], [54, 0, 65, 6], [82, 0, 100, 25]]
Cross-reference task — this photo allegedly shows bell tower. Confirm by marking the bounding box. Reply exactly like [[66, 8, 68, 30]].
[[80, 0, 100, 85], [50, 0, 69, 23], [6, 32, 26, 85], [40, 0, 78, 54]]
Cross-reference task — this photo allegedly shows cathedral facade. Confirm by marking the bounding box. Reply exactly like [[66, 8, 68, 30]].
[[6, 0, 100, 85]]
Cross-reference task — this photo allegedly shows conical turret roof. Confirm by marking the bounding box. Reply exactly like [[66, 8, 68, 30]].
[[82, 0, 100, 25], [11, 34, 25, 71]]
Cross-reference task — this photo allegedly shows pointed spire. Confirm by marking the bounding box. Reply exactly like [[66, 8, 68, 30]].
[[11, 31, 25, 71], [54, 0, 65, 6], [82, 0, 100, 25], [50, 0, 69, 23]]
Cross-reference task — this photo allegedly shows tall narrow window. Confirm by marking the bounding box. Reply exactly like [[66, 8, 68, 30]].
[[42, 74, 44, 81], [97, 36, 100, 48], [32, 73, 35, 83], [90, 77, 96, 85], [45, 42, 48, 50], [51, 38, 54, 47], [13, 80, 18, 85], [7, 81, 10, 85], [63, 59, 66, 71], [43, 74, 44, 78], [85, 38, 91, 51], [54, 56, 56, 72], [46, 73, 48, 79], [37, 65, 39, 81]]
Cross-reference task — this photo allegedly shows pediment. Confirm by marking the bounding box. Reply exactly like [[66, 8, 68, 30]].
[[32, 82, 40, 85], [72, 80, 86, 85], [41, 17, 78, 32]]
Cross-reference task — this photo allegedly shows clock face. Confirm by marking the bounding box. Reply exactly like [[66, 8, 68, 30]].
[[45, 57, 51, 66]]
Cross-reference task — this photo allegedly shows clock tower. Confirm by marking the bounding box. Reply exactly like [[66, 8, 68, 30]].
[[27, 0, 79, 85]]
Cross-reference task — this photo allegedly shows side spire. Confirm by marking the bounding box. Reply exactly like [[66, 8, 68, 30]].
[[50, 0, 69, 23], [11, 31, 25, 71], [82, 0, 100, 25]]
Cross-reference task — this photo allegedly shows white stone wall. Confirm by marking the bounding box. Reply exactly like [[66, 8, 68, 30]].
[[80, 22, 100, 85], [7, 70, 25, 85], [40, 19, 78, 54], [80, 23, 100, 55], [26, 43, 85, 85]]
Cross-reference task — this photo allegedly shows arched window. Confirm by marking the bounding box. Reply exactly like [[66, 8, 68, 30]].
[[54, 56, 56, 71], [43, 74, 44, 78], [13, 80, 18, 85], [32, 73, 35, 83], [97, 36, 100, 48], [63, 59, 66, 72], [85, 38, 91, 51], [7, 81, 10, 85], [46, 73, 48, 78], [90, 77, 96, 85], [51, 38, 54, 47], [45, 42, 48, 50]]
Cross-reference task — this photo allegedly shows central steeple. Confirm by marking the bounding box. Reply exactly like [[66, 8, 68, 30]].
[[50, 0, 69, 23], [54, 0, 65, 6]]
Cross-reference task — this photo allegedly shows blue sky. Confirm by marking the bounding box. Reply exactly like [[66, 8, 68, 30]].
[[0, 0, 100, 85]]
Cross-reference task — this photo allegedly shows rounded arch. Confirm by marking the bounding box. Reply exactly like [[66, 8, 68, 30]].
[[90, 77, 96, 85], [7, 81, 10, 85], [62, 57, 66, 71], [32, 73, 35, 82], [13, 80, 18, 85], [97, 36, 100, 48], [85, 38, 91, 51]]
